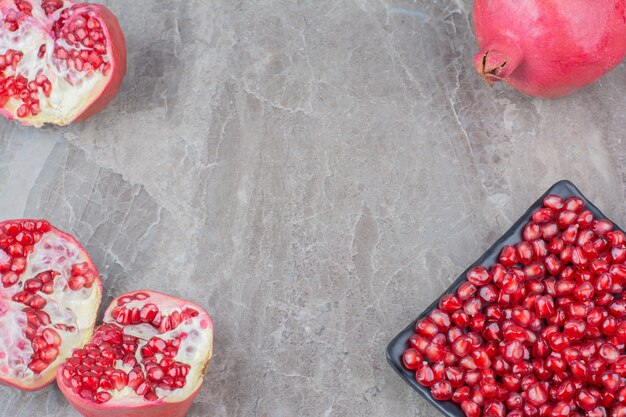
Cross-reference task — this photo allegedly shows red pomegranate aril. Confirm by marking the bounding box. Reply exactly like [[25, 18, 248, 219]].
[[452, 386, 471, 403], [525, 263, 546, 280], [425, 342, 447, 363], [577, 388, 597, 411], [544, 255, 562, 276], [552, 380, 576, 402], [560, 245, 574, 264], [464, 297, 483, 317], [577, 210, 595, 229], [544, 195, 565, 211], [608, 230, 625, 246], [563, 197, 584, 213], [525, 222, 543, 241], [527, 382, 549, 406], [457, 282, 477, 301], [415, 317, 439, 338], [467, 266, 492, 286], [526, 279, 546, 294], [451, 335, 473, 358], [500, 245, 519, 267], [431, 381, 453, 400], [540, 222, 559, 241], [592, 219, 613, 236], [452, 310, 470, 327], [501, 272, 521, 295], [479, 285, 499, 303], [430, 309, 451, 331], [535, 296, 555, 318], [517, 241, 534, 264], [561, 224, 579, 245], [558, 211, 578, 229], [576, 230, 594, 249], [439, 294, 463, 313], [461, 400, 481, 417], [402, 348, 422, 370], [598, 343, 620, 363], [471, 348, 491, 369], [416, 363, 436, 387], [549, 238, 565, 254], [445, 366, 465, 388], [533, 208, 555, 224], [563, 319, 586, 340]]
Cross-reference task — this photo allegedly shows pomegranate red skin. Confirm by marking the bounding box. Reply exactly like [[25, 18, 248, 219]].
[[0, 219, 102, 391], [473, 0, 626, 98], [69, 3, 126, 124], [58, 383, 201, 417]]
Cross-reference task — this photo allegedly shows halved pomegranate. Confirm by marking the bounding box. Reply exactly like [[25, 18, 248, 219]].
[[57, 290, 214, 417], [0, 0, 126, 126], [0, 219, 101, 391]]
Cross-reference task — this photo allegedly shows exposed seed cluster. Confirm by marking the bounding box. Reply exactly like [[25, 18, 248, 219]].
[[0, 0, 111, 119], [60, 297, 199, 404]]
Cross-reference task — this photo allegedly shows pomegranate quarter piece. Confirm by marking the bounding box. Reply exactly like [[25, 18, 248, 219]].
[[0, 0, 126, 126], [58, 290, 214, 417], [0, 219, 101, 391]]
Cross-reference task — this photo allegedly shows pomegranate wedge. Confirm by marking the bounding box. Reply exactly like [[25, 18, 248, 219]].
[[58, 290, 214, 417], [0, 0, 126, 126], [0, 219, 101, 391]]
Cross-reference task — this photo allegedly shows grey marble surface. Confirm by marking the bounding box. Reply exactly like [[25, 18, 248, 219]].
[[1, 1, 626, 416]]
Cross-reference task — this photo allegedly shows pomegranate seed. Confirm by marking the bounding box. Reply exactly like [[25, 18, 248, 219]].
[[533, 208, 555, 224], [466, 266, 492, 286], [527, 382, 549, 406], [544, 194, 564, 211], [415, 363, 436, 387], [429, 309, 451, 331], [516, 241, 534, 264], [415, 318, 439, 338], [500, 245, 518, 267], [402, 348, 422, 370], [431, 381, 453, 400], [524, 222, 543, 241]]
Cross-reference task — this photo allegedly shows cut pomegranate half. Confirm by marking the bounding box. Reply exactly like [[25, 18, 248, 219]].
[[57, 290, 214, 417], [0, 0, 126, 126], [0, 219, 101, 391]]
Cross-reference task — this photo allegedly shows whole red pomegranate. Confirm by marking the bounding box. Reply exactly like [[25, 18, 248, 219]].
[[58, 290, 214, 417], [0, 0, 126, 126], [473, 0, 626, 98], [0, 219, 101, 391]]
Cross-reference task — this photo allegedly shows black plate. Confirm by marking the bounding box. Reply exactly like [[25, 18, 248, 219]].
[[385, 180, 624, 416]]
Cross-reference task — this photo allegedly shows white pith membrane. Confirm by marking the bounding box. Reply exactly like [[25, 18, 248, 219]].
[[0, 223, 100, 388], [0, 0, 110, 126], [60, 291, 213, 406]]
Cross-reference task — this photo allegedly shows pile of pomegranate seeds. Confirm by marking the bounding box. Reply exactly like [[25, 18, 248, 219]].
[[403, 195, 626, 417]]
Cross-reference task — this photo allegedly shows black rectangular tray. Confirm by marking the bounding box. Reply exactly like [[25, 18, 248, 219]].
[[385, 180, 624, 416]]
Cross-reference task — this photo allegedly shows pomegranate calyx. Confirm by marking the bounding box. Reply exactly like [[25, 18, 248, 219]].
[[474, 38, 523, 87]]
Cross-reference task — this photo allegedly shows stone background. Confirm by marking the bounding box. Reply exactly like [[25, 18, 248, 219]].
[[1, 1, 625, 416]]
